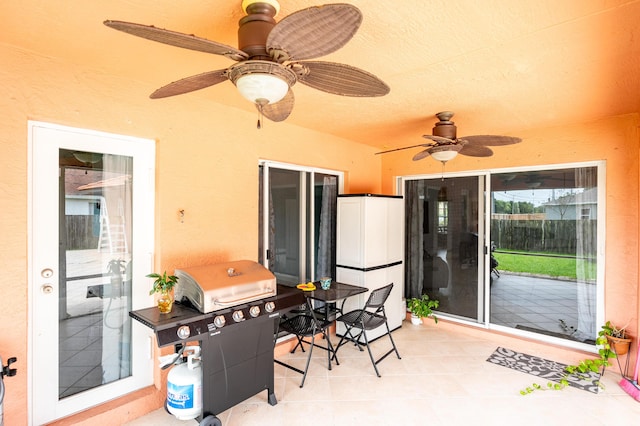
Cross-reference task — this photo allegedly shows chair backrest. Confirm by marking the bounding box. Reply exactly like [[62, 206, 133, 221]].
[[364, 283, 394, 311]]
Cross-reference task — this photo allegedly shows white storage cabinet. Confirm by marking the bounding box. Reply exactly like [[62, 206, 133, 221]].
[[336, 194, 404, 341]]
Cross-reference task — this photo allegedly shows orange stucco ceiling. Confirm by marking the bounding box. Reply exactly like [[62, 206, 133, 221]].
[[3, 0, 639, 152]]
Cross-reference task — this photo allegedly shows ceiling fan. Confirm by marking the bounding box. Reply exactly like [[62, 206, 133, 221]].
[[376, 111, 522, 163], [103, 1, 389, 126]]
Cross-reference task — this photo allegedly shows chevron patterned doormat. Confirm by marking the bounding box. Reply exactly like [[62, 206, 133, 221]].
[[486, 347, 601, 393]]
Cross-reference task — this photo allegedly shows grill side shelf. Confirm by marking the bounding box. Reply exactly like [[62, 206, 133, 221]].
[[130, 303, 208, 347]]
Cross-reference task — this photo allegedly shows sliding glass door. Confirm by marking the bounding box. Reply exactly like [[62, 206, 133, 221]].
[[258, 162, 342, 285], [403, 162, 604, 346], [404, 175, 486, 322], [489, 165, 602, 343]]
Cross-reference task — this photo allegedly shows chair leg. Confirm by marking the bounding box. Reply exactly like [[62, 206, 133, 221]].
[[290, 335, 306, 354], [299, 333, 315, 388], [332, 333, 347, 361], [322, 329, 338, 368], [385, 322, 401, 360], [332, 323, 358, 361], [352, 329, 366, 351], [361, 329, 381, 377]]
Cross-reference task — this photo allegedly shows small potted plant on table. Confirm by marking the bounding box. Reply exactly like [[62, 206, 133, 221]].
[[147, 271, 179, 314], [407, 294, 439, 325]]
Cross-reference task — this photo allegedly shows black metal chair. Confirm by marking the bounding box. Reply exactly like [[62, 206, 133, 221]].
[[274, 298, 338, 388], [332, 283, 401, 377]]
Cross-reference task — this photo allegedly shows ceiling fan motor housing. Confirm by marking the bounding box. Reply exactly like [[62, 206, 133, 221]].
[[238, 2, 278, 59], [432, 111, 457, 140]]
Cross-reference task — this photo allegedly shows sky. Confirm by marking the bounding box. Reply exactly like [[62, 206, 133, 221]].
[[493, 188, 578, 207]]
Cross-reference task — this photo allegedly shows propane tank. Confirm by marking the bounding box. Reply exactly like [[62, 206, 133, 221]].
[[166, 346, 202, 420]]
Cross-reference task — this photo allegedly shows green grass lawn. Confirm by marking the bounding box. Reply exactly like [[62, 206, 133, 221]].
[[493, 251, 596, 280]]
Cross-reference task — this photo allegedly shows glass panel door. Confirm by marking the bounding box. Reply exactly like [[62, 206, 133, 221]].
[[258, 163, 341, 285], [490, 166, 601, 343], [268, 168, 304, 284], [405, 176, 484, 322], [59, 150, 134, 397], [30, 122, 154, 424]]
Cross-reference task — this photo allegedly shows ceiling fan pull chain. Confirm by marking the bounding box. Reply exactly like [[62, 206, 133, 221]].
[[257, 103, 264, 129], [441, 161, 446, 181]]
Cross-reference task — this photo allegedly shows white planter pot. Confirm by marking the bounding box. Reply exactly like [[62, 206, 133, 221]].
[[410, 314, 422, 325]]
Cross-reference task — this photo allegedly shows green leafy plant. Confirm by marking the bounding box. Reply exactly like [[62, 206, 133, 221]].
[[520, 323, 620, 395], [407, 294, 439, 323], [600, 320, 627, 339], [147, 271, 179, 295]]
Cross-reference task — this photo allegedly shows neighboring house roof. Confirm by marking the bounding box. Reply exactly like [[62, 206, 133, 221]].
[[542, 187, 597, 207]]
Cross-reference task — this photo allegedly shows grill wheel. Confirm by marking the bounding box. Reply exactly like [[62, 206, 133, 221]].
[[200, 415, 222, 426]]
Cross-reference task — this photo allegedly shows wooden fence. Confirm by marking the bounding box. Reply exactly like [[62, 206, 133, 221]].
[[490, 219, 597, 256], [66, 215, 99, 250]]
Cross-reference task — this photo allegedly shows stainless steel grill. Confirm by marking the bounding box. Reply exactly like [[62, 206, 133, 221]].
[[129, 260, 303, 426], [175, 260, 277, 314]]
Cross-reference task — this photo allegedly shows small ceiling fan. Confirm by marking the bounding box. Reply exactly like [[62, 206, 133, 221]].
[[377, 111, 522, 163], [103, 1, 389, 126]]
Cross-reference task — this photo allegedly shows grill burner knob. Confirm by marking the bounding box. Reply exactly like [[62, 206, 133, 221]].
[[177, 325, 191, 340], [264, 301, 275, 313], [213, 315, 226, 328], [249, 306, 261, 318], [232, 310, 245, 322]]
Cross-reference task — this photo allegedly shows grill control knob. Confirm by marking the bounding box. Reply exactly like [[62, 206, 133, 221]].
[[213, 315, 226, 328], [177, 325, 190, 340], [249, 306, 261, 318], [264, 301, 276, 313], [232, 310, 245, 322]]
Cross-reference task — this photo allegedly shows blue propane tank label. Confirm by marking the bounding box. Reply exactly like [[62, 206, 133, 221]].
[[167, 382, 194, 409]]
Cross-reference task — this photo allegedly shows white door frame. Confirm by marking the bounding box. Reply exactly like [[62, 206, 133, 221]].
[[28, 121, 155, 425]]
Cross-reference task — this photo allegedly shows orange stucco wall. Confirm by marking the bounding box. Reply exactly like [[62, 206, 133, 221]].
[[2, 38, 639, 426]]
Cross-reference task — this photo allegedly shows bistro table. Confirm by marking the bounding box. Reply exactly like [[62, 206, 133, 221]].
[[275, 280, 368, 375], [304, 280, 368, 322]]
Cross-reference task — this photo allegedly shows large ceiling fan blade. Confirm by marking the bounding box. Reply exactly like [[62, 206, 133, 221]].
[[150, 69, 229, 99], [375, 143, 431, 155], [267, 4, 362, 61], [459, 144, 494, 157], [296, 61, 389, 97], [259, 89, 295, 122], [412, 149, 431, 161], [460, 135, 522, 146], [103, 20, 248, 61]]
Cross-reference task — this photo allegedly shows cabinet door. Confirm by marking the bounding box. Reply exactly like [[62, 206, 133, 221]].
[[337, 196, 404, 268]]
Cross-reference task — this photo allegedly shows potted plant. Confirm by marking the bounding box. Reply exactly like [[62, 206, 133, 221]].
[[600, 320, 632, 356], [147, 271, 179, 314], [407, 294, 439, 325]]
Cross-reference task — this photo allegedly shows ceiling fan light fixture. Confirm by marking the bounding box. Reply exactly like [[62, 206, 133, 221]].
[[229, 60, 296, 105], [236, 73, 288, 104], [429, 144, 462, 163], [72, 152, 102, 164]]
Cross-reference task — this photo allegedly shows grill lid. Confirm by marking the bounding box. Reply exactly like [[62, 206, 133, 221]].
[[175, 260, 276, 313]]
